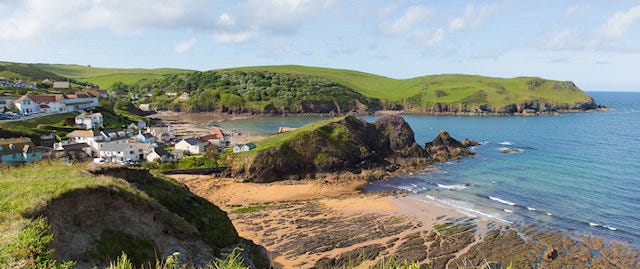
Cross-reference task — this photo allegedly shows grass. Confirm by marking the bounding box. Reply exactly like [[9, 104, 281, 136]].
[[250, 116, 345, 152], [228, 65, 593, 107], [230, 205, 264, 214], [0, 161, 137, 266], [34, 64, 192, 89]]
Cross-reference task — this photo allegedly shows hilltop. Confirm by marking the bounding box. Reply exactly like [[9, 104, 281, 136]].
[[0, 162, 269, 268], [0, 61, 600, 115]]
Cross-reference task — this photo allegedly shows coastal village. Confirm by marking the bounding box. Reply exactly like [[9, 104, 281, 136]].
[[0, 80, 256, 167]]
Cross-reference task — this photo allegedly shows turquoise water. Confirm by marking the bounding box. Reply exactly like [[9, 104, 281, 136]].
[[214, 92, 640, 244]]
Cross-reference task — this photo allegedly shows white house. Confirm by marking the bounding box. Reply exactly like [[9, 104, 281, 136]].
[[13, 95, 38, 114], [98, 142, 150, 163], [100, 129, 128, 142], [0, 96, 17, 111], [233, 143, 256, 153], [175, 138, 208, 154], [75, 112, 103, 129], [53, 81, 70, 91], [66, 130, 103, 150], [13, 94, 99, 114], [146, 146, 174, 162], [148, 126, 175, 142]]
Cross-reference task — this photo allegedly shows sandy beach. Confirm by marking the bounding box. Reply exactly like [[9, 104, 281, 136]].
[[171, 174, 494, 268], [151, 111, 264, 142]]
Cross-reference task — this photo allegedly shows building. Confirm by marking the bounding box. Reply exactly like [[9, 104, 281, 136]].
[[98, 142, 148, 163], [100, 129, 128, 142], [232, 143, 256, 153], [146, 146, 174, 162], [0, 137, 41, 165], [134, 131, 156, 144], [175, 138, 208, 154], [66, 130, 103, 150], [75, 112, 103, 129], [148, 126, 175, 142], [0, 96, 17, 111], [13, 94, 99, 114], [60, 143, 93, 160], [13, 95, 38, 114], [53, 81, 70, 91], [138, 104, 153, 111]]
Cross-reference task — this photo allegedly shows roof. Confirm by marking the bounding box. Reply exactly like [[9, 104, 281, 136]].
[[199, 134, 219, 141], [76, 112, 102, 119], [100, 142, 136, 152], [101, 129, 127, 139], [67, 130, 101, 138], [181, 137, 205, 146], [0, 96, 17, 101], [151, 146, 171, 157], [0, 137, 37, 155], [243, 143, 256, 149], [53, 81, 70, 89], [61, 143, 91, 151], [211, 127, 225, 138]]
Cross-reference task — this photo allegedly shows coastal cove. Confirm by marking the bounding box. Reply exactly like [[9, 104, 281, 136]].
[[210, 91, 640, 247]]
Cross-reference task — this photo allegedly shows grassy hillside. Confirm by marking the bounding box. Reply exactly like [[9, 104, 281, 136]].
[[228, 65, 425, 100], [34, 64, 192, 89], [229, 65, 595, 112], [0, 162, 266, 268]]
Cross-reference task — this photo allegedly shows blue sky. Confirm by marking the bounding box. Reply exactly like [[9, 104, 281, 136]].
[[1, 0, 639, 91]]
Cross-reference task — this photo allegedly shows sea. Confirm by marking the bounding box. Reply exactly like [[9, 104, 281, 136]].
[[213, 92, 640, 246]]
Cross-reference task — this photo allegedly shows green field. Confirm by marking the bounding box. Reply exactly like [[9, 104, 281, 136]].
[[34, 64, 192, 89], [230, 65, 593, 107]]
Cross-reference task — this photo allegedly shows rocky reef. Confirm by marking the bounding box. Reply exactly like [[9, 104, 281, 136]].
[[232, 115, 475, 183]]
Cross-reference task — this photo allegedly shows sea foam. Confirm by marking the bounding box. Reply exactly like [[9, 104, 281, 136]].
[[489, 196, 516, 206]]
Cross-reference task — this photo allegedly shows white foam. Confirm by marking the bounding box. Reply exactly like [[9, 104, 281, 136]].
[[489, 196, 516, 206], [504, 209, 514, 213], [498, 141, 513, 145], [604, 226, 618, 231], [436, 183, 468, 190], [425, 195, 436, 200], [546, 212, 553, 216], [589, 222, 600, 227], [526, 207, 537, 211], [422, 195, 512, 224]]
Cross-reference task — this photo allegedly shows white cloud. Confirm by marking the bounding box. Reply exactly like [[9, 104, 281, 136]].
[[212, 0, 333, 43], [541, 29, 573, 50], [213, 31, 259, 43], [379, 5, 435, 35], [378, 5, 443, 48], [564, 5, 591, 20], [0, 0, 212, 41], [449, 2, 509, 31], [596, 5, 640, 40], [174, 38, 197, 54], [407, 28, 444, 47]]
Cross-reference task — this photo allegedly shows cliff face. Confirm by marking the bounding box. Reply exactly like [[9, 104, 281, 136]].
[[233, 115, 474, 183]]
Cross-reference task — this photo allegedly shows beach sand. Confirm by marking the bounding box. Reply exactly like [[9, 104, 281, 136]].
[[171, 174, 491, 268]]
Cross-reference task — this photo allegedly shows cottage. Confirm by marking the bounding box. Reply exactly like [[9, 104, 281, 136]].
[[98, 142, 150, 163], [13, 94, 98, 114], [100, 129, 128, 142], [175, 138, 208, 154], [75, 112, 103, 129], [13, 95, 38, 114], [135, 131, 156, 144], [0, 96, 17, 111], [139, 104, 153, 111], [146, 146, 174, 162], [60, 143, 93, 160], [148, 126, 175, 142], [232, 143, 256, 153], [0, 137, 41, 165], [66, 130, 103, 150]]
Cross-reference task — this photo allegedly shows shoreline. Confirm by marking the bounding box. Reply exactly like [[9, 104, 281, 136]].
[[170, 173, 639, 268]]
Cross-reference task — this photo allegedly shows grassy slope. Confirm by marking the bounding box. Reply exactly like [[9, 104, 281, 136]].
[[251, 116, 345, 152], [229, 65, 593, 106], [0, 162, 136, 257], [34, 64, 192, 89]]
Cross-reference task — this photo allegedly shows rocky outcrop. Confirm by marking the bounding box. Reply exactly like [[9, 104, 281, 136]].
[[233, 115, 476, 183], [425, 131, 477, 162]]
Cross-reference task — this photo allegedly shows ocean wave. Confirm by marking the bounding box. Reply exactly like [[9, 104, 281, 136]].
[[589, 222, 600, 227], [423, 195, 512, 224], [436, 183, 468, 190], [604, 225, 618, 231], [504, 209, 514, 213], [498, 141, 513, 145], [526, 207, 536, 211], [546, 212, 553, 216], [489, 196, 516, 206]]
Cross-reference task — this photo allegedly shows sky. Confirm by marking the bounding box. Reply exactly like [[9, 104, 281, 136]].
[[1, 0, 640, 91]]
